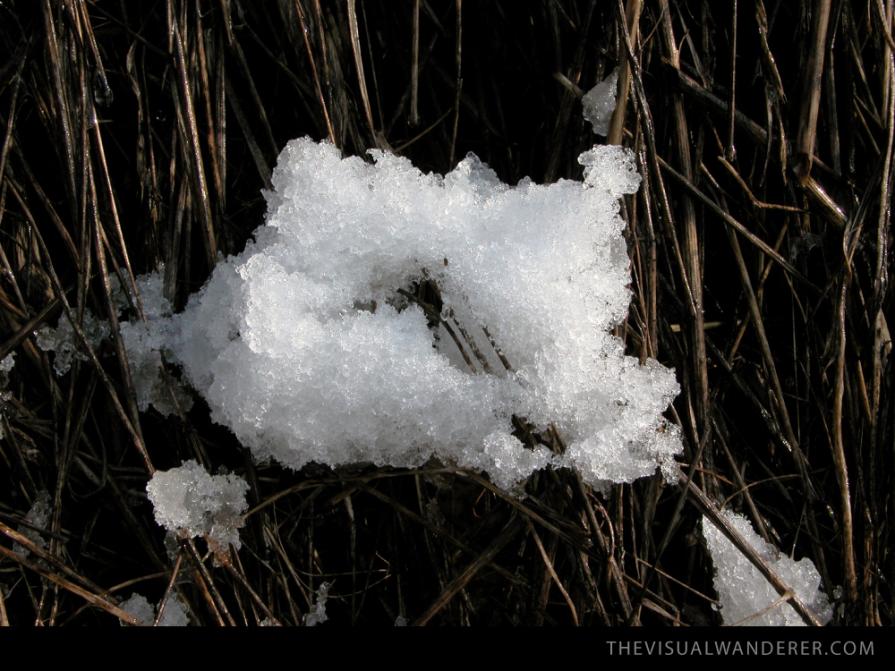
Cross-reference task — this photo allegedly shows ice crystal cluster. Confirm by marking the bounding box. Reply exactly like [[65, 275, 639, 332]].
[[35, 269, 191, 415], [303, 582, 331, 626], [582, 69, 619, 137], [0, 352, 15, 390], [0, 352, 14, 439], [118, 270, 192, 415], [12, 490, 50, 558], [702, 511, 832, 626], [146, 460, 248, 552], [120, 592, 189, 626], [36, 309, 109, 376], [161, 138, 681, 491]]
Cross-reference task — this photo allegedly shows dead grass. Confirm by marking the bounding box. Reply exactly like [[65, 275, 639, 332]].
[[0, 0, 891, 626]]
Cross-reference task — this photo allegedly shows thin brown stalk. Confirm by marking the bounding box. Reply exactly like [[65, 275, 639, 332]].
[[413, 514, 520, 626], [795, 0, 832, 181], [169, 6, 217, 268], [346, 0, 380, 148], [608, 0, 642, 145], [525, 518, 579, 625]]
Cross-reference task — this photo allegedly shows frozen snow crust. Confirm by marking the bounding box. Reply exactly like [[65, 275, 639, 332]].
[[165, 138, 681, 490]]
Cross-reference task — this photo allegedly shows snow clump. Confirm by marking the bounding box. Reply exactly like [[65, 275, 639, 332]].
[[36, 309, 108, 376], [12, 490, 51, 558], [163, 137, 681, 491], [34, 137, 681, 494], [120, 592, 190, 626], [702, 510, 833, 626], [582, 68, 619, 137], [303, 582, 331, 626], [119, 593, 154, 625], [0, 352, 15, 390], [146, 460, 249, 553], [0, 352, 14, 440]]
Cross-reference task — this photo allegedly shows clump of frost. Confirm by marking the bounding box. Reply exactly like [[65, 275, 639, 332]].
[[146, 460, 248, 553], [0, 352, 15, 390], [119, 269, 193, 416], [303, 582, 331, 626], [702, 510, 832, 626], [36, 309, 109, 375], [394, 615, 408, 627], [120, 592, 189, 626], [12, 490, 51, 558], [0, 353, 14, 439], [582, 68, 618, 136], [157, 593, 190, 626], [119, 593, 154, 625], [35, 270, 190, 416], [164, 137, 681, 491]]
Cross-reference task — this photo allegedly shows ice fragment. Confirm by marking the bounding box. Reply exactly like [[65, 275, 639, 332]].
[[582, 68, 619, 137], [303, 582, 331, 626]]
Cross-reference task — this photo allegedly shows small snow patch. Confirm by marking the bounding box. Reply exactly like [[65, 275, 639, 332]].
[[702, 510, 833, 626], [146, 460, 248, 554], [36, 309, 108, 376], [0, 352, 15, 390], [12, 490, 51, 558], [120, 592, 190, 626], [119, 593, 155, 626], [303, 582, 331, 626], [582, 68, 619, 137]]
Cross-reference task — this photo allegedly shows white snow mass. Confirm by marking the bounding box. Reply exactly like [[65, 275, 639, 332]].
[[41, 137, 679, 493], [159, 137, 681, 490], [702, 510, 832, 626], [146, 460, 248, 552]]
